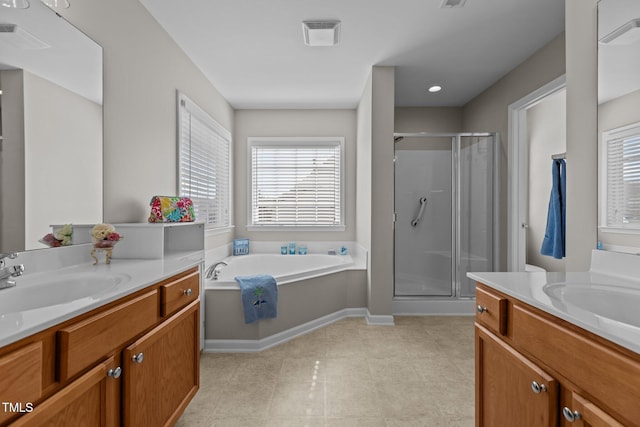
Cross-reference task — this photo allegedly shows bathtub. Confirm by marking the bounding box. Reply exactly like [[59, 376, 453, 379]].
[[207, 253, 355, 289], [203, 252, 367, 350]]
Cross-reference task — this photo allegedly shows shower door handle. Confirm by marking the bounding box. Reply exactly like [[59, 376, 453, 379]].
[[410, 197, 428, 227]]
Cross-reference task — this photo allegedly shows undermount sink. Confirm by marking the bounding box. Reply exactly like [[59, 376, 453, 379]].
[[0, 272, 131, 314], [543, 282, 640, 328]]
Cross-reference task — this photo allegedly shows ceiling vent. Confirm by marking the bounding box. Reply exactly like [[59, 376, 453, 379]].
[[0, 24, 50, 49], [440, 0, 468, 8], [302, 20, 341, 46]]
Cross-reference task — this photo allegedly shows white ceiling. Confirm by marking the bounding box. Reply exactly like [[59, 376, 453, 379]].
[[139, 0, 565, 109]]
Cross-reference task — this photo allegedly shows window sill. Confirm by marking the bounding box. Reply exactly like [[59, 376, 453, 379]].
[[246, 225, 346, 232], [599, 226, 640, 235]]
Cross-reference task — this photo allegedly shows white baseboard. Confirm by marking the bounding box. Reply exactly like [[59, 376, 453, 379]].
[[204, 308, 367, 353], [392, 298, 476, 316], [365, 311, 396, 326]]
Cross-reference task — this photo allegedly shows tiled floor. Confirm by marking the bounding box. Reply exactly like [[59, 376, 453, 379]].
[[177, 316, 475, 427]]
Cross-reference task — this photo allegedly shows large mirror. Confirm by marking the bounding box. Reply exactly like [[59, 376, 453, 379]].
[[598, 0, 640, 234], [0, 1, 103, 252], [598, 0, 640, 105]]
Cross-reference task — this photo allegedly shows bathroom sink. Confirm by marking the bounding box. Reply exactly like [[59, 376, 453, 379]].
[[543, 282, 640, 328], [0, 272, 131, 314]]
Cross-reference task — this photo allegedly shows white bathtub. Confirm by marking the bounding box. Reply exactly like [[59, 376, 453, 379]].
[[206, 253, 355, 289]]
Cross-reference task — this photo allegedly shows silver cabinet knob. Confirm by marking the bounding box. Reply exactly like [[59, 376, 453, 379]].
[[530, 381, 547, 394], [183, 288, 193, 296], [107, 366, 122, 379], [132, 352, 144, 364], [562, 407, 581, 422], [477, 305, 488, 314]]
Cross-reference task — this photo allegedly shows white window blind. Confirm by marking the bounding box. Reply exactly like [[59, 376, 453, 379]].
[[602, 122, 640, 229], [178, 93, 231, 229], [249, 137, 344, 228]]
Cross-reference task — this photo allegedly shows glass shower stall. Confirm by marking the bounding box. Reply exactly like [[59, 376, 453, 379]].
[[393, 133, 498, 303]]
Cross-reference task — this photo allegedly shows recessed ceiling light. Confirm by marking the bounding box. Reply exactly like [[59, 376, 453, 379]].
[[302, 20, 341, 47], [428, 85, 442, 93], [440, 0, 467, 8]]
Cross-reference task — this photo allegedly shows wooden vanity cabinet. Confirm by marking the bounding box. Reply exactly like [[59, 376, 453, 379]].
[[476, 325, 558, 426], [0, 267, 200, 427], [123, 300, 199, 427], [475, 283, 639, 427]]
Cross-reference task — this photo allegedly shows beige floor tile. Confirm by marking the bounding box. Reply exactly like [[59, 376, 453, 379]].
[[367, 358, 422, 382], [228, 356, 284, 383], [264, 417, 325, 427], [325, 357, 374, 382], [326, 417, 387, 426], [269, 381, 326, 417], [212, 381, 276, 418], [209, 417, 266, 427], [279, 357, 326, 382], [179, 316, 476, 426], [324, 337, 369, 358], [326, 380, 384, 417], [376, 381, 443, 418]]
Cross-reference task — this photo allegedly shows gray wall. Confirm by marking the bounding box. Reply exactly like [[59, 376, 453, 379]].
[[462, 32, 566, 270], [60, 0, 235, 250], [233, 109, 357, 242], [526, 91, 567, 272], [356, 67, 395, 317], [566, 0, 598, 270], [394, 107, 463, 133]]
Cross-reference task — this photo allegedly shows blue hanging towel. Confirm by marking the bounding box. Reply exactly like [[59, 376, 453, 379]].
[[234, 274, 278, 324], [541, 159, 566, 259]]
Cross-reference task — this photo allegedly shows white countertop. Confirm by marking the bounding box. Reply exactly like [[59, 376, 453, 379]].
[[0, 251, 203, 348], [467, 268, 640, 354]]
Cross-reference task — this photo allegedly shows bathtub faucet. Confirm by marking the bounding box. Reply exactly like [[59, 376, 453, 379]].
[[205, 261, 228, 280]]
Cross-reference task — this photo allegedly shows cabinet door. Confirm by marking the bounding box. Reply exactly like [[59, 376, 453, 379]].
[[0, 342, 42, 425], [122, 300, 200, 427], [561, 391, 624, 427], [10, 356, 119, 427], [476, 325, 558, 427]]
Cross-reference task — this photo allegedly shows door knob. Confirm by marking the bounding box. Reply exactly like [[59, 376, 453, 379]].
[[107, 366, 122, 378], [132, 352, 144, 364], [530, 381, 547, 394], [477, 305, 489, 314], [183, 288, 193, 296], [562, 406, 581, 422]]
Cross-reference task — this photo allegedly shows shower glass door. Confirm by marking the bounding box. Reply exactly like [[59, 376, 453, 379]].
[[394, 138, 453, 296], [458, 135, 495, 297]]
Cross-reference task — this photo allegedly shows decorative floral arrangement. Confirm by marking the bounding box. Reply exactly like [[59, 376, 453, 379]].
[[91, 224, 122, 248], [40, 224, 72, 247]]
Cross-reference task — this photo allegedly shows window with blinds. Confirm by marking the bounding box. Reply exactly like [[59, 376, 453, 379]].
[[178, 93, 231, 230], [601, 122, 640, 230], [248, 137, 344, 229]]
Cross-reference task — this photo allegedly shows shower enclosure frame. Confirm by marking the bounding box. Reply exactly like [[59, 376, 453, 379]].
[[393, 132, 500, 309]]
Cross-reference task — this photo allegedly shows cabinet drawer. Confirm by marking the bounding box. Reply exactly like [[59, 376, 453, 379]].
[[0, 342, 42, 425], [160, 269, 199, 316], [475, 286, 507, 335], [563, 391, 624, 427], [58, 291, 159, 381]]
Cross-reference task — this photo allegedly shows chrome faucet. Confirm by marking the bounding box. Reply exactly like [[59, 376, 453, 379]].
[[0, 253, 24, 289], [205, 261, 228, 280]]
